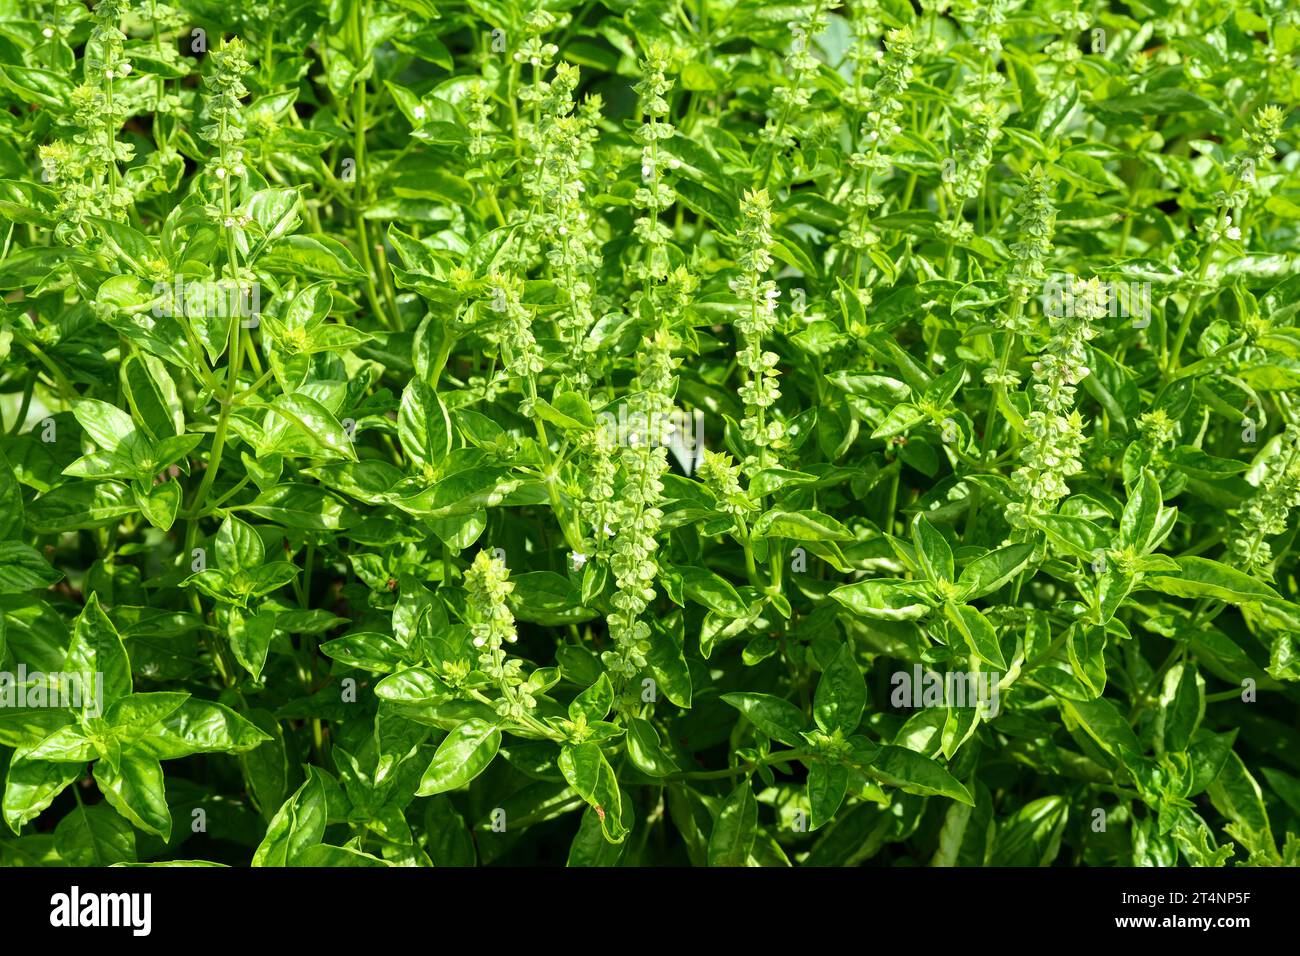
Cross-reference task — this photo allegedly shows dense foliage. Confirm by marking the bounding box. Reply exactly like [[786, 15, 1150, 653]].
[[1, 0, 1299, 868]]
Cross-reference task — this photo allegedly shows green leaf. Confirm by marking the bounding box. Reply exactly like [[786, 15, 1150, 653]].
[[752, 509, 853, 541], [252, 767, 331, 866], [807, 761, 849, 830], [261, 392, 358, 461], [423, 796, 476, 866], [1158, 662, 1203, 754], [0, 542, 63, 593], [830, 579, 930, 620], [22, 726, 96, 763], [1145, 556, 1283, 605], [1207, 751, 1275, 859], [677, 566, 747, 617], [105, 692, 190, 739], [135, 699, 273, 759], [72, 399, 137, 453], [259, 234, 365, 280], [120, 353, 183, 441], [911, 514, 954, 582], [720, 692, 807, 748], [416, 719, 501, 796], [136, 481, 182, 532], [64, 594, 131, 714], [393, 467, 519, 519], [871, 745, 973, 805], [1066, 624, 1107, 698], [215, 514, 265, 572], [945, 603, 1007, 669], [558, 743, 627, 843], [813, 644, 866, 735], [93, 752, 172, 840], [625, 718, 680, 776], [1119, 469, 1161, 551], [955, 543, 1037, 600], [227, 607, 279, 680], [320, 630, 406, 672], [707, 781, 757, 866], [3, 756, 82, 834], [1060, 696, 1143, 763], [398, 378, 452, 470], [569, 674, 614, 724], [992, 796, 1068, 866], [0, 447, 23, 539], [55, 803, 137, 867], [871, 403, 926, 439], [241, 484, 355, 530]]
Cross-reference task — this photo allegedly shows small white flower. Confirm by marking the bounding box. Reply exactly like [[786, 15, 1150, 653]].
[[472, 636, 486, 647], [120, 62, 132, 76], [413, 104, 426, 120], [233, 165, 245, 176], [105, 69, 115, 79], [603, 523, 615, 537], [570, 551, 588, 570], [215, 167, 226, 179], [1226, 226, 1242, 241], [41, 26, 54, 38]]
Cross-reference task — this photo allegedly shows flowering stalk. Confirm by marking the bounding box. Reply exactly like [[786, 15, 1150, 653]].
[[575, 425, 618, 560], [1006, 277, 1100, 530], [41, 0, 136, 239], [465, 551, 534, 722], [697, 449, 762, 588], [188, 38, 253, 522], [87, 0, 133, 213], [1169, 106, 1284, 371], [518, 61, 600, 383], [632, 43, 676, 288], [485, 273, 582, 552], [839, 26, 918, 288], [759, 1, 834, 188], [604, 330, 676, 681], [1230, 424, 1300, 575], [731, 188, 785, 476], [981, 166, 1057, 459], [939, 99, 1002, 253]]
